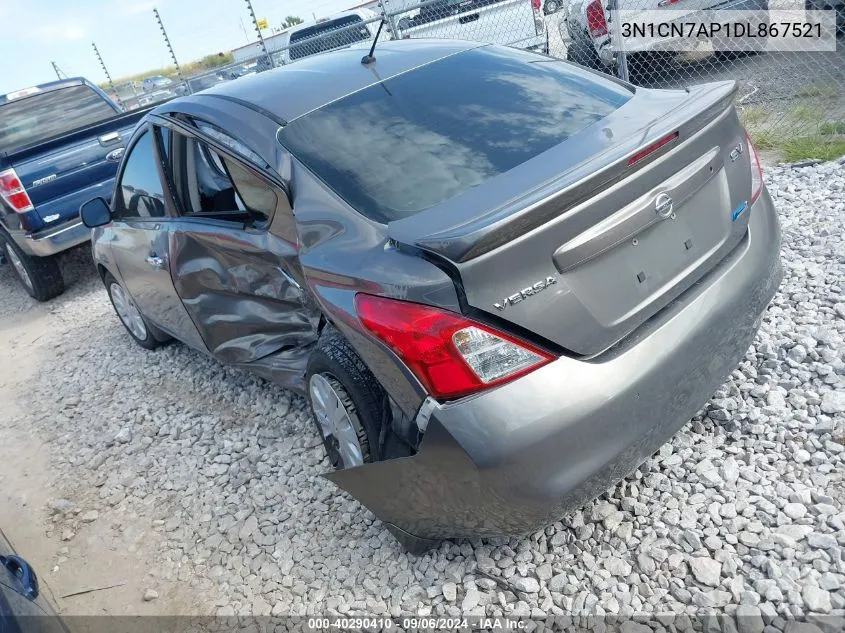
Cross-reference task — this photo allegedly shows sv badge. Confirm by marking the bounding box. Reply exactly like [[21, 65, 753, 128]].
[[494, 276, 557, 311]]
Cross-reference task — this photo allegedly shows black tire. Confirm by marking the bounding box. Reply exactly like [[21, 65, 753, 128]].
[[0, 234, 64, 301], [306, 329, 410, 470], [544, 0, 560, 14], [566, 35, 603, 70], [103, 272, 162, 350]]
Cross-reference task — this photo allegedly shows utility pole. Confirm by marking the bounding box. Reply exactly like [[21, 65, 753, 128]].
[[153, 7, 192, 93], [51, 61, 67, 80], [243, 0, 274, 69], [91, 43, 124, 109]]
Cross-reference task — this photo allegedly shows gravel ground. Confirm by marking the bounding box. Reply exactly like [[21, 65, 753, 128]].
[[1, 161, 844, 626]]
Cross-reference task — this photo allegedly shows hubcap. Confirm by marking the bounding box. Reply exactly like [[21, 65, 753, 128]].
[[309, 374, 364, 468], [5, 244, 33, 291], [109, 282, 147, 341]]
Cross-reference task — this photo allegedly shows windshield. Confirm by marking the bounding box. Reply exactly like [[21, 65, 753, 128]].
[[0, 85, 117, 152], [288, 15, 371, 61], [278, 46, 632, 223]]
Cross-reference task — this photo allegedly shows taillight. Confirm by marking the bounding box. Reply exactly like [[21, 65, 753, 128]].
[[745, 131, 763, 205], [586, 0, 608, 38], [355, 294, 554, 400], [0, 168, 34, 213], [532, 0, 541, 9]]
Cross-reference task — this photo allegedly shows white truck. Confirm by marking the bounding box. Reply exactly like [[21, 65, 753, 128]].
[[394, 0, 549, 54]]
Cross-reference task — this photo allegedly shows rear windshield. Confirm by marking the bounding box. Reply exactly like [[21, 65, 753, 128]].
[[289, 16, 371, 60], [278, 46, 632, 223], [0, 85, 116, 152]]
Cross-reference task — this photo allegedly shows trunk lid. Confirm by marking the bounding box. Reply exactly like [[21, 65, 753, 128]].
[[389, 80, 754, 356]]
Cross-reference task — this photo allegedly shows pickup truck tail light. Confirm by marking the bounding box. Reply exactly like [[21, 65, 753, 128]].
[[355, 294, 554, 400], [0, 168, 34, 213], [586, 0, 608, 38], [746, 131, 764, 205], [531, 0, 545, 33]]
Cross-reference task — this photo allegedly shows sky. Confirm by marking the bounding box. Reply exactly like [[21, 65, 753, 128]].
[[0, 0, 364, 93]]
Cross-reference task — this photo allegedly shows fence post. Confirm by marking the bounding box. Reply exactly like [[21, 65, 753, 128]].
[[244, 0, 275, 68], [153, 8, 192, 94], [91, 43, 124, 109], [379, 0, 400, 40]]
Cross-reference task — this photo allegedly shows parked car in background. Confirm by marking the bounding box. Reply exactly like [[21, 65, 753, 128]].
[[1, 528, 69, 632], [81, 40, 780, 552], [0, 78, 152, 300], [563, 0, 769, 73], [141, 75, 173, 92], [273, 9, 384, 64], [397, 0, 548, 53], [805, 0, 845, 36]]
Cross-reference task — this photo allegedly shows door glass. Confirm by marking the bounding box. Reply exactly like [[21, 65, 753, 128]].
[[114, 131, 167, 219], [169, 131, 277, 225]]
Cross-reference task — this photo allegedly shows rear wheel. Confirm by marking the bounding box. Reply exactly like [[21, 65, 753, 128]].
[[0, 235, 64, 301], [544, 0, 561, 14], [104, 272, 161, 350], [306, 329, 411, 470]]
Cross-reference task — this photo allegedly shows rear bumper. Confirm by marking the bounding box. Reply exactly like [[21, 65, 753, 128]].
[[328, 190, 782, 540], [16, 220, 90, 257]]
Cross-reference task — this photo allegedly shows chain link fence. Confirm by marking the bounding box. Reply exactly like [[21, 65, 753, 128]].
[[101, 0, 844, 161]]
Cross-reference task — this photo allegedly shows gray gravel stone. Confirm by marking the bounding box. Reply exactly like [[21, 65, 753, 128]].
[[690, 557, 722, 587], [820, 390, 845, 414], [801, 585, 832, 613]]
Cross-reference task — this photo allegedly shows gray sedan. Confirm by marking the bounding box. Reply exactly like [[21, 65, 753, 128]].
[[80, 39, 781, 552]]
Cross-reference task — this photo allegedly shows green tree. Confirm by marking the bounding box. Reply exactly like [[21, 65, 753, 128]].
[[281, 15, 303, 28]]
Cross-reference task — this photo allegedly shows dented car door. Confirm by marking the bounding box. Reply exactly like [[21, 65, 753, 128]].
[[163, 121, 320, 366]]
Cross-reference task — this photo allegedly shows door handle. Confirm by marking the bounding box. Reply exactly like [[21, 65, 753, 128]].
[[1, 555, 40, 600], [146, 254, 166, 269]]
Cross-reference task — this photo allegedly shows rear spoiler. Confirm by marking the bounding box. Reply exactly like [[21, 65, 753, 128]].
[[388, 80, 737, 263]]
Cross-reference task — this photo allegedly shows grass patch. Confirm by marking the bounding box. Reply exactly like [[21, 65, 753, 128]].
[[781, 136, 845, 162], [819, 121, 845, 136], [740, 102, 845, 162]]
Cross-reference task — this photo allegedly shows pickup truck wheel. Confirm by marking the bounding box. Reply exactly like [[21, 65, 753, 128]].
[[306, 330, 410, 470], [1, 236, 64, 301], [104, 272, 161, 350], [566, 35, 602, 70]]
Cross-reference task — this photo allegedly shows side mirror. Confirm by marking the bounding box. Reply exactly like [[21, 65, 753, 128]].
[[80, 197, 112, 228]]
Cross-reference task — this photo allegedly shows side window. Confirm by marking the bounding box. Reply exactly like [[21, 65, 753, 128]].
[[114, 131, 167, 220], [169, 130, 276, 226]]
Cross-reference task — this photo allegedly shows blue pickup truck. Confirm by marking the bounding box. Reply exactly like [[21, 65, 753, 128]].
[[0, 78, 153, 301]]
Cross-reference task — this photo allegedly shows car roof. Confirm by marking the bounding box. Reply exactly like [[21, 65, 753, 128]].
[[190, 39, 484, 124]]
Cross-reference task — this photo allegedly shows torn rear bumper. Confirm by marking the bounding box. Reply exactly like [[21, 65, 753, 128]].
[[327, 190, 782, 541]]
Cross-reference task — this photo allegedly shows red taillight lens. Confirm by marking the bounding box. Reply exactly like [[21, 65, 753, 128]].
[[586, 0, 608, 37], [745, 131, 764, 205], [532, 0, 542, 10], [627, 131, 679, 167], [0, 168, 34, 213], [355, 294, 554, 400]]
